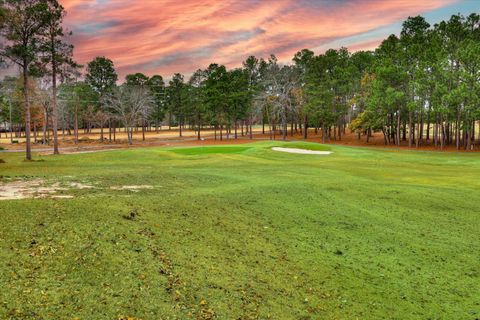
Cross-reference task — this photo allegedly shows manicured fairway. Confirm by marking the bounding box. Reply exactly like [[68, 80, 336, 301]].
[[0, 142, 479, 319]]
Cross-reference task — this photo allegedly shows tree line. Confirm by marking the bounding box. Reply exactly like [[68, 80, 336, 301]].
[[1, 1, 479, 160], [0, 0, 78, 159]]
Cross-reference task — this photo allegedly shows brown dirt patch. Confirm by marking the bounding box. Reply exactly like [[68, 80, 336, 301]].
[[0, 179, 64, 200], [0, 179, 96, 200]]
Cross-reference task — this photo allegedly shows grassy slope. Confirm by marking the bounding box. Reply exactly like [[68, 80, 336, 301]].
[[0, 142, 479, 319]]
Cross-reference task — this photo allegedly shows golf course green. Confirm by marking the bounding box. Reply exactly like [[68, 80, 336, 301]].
[[0, 142, 478, 319]]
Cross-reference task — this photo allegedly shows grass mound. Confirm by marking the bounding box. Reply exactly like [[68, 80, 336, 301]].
[[170, 146, 251, 155], [0, 142, 478, 319]]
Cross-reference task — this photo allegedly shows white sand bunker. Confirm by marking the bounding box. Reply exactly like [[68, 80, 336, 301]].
[[110, 185, 154, 192], [69, 182, 95, 189], [272, 147, 332, 155]]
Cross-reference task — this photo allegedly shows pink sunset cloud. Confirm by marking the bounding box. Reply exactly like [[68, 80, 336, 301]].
[[59, 0, 458, 80]]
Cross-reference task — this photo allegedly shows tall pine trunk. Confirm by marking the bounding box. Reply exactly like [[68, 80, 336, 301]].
[[43, 108, 48, 144], [109, 119, 112, 142], [179, 117, 182, 137], [396, 110, 401, 146], [23, 67, 32, 160], [456, 110, 461, 150], [249, 115, 253, 140], [197, 113, 201, 140], [74, 111, 79, 145], [408, 111, 413, 147], [51, 39, 60, 155], [303, 115, 308, 139]]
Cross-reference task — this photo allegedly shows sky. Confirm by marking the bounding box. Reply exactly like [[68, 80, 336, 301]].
[[2, 0, 480, 81]]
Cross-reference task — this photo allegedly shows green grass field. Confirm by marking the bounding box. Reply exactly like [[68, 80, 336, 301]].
[[0, 142, 479, 319]]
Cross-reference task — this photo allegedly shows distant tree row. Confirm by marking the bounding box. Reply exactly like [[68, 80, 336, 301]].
[[351, 14, 480, 150], [1, 2, 480, 160]]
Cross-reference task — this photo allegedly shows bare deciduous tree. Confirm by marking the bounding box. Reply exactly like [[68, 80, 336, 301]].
[[256, 56, 300, 140], [103, 85, 153, 145]]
